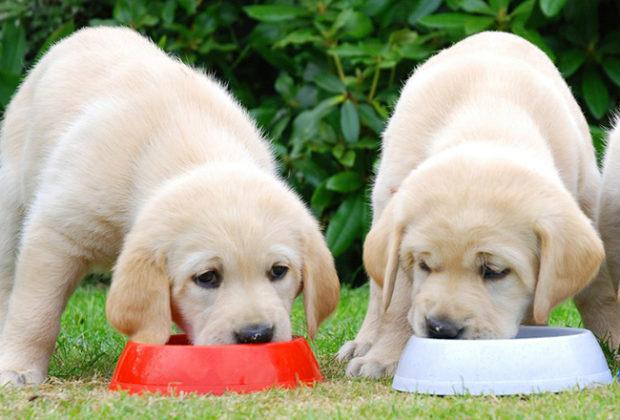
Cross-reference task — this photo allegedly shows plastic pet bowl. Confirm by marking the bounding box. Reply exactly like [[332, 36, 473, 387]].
[[392, 326, 613, 395], [109, 334, 323, 395]]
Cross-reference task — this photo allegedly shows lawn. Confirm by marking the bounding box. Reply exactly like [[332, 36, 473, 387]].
[[0, 280, 618, 418]]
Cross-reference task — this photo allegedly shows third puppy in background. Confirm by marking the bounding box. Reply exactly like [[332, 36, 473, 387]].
[[597, 120, 620, 336], [338, 31, 619, 378]]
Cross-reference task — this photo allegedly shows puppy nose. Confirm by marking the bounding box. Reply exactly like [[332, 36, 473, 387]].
[[426, 316, 464, 339], [234, 324, 274, 344]]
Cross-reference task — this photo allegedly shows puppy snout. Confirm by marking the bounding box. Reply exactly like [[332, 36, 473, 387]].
[[234, 323, 274, 344], [426, 316, 464, 339]]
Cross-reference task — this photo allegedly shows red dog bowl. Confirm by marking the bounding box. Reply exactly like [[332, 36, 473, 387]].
[[109, 334, 323, 395]]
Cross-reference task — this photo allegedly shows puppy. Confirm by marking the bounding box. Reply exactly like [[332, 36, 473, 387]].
[[0, 27, 339, 385], [338, 31, 618, 378], [597, 119, 620, 343]]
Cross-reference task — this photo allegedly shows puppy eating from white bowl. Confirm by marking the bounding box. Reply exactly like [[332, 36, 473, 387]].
[[338, 31, 617, 378]]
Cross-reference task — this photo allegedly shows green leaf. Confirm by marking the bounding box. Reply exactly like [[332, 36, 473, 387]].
[[326, 171, 364, 193], [388, 28, 419, 47], [489, 0, 510, 12], [363, 0, 391, 16], [274, 28, 320, 48], [332, 143, 346, 160], [270, 114, 290, 141], [140, 14, 159, 26], [332, 145, 356, 167], [162, 0, 176, 24], [351, 138, 379, 150], [558, 49, 585, 77], [177, 0, 197, 15], [359, 104, 385, 135], [418, 13, 470, 29], [511, 0, 535, 19], [338, 150, 356, 167], [340, 101, 360, 143], [0, 69, 20, 107], [291, 96, 342, 144], [275, 73, 294, 98], [244, 5, 308, 22], [295, 85, 318, 108], [343, 11, 374, 39], [407, 0, 442, 25], [311, 181, 333, 215], [313, 73, 346, 94], [464, 16, 494, 34], [603, 57, 620, 88], [540, 0, 567, 17], [293, 159, 329, 187], [326, 195, 365, 257], [399, 42, 435, 60], [582, 68, 610, 119], [328, 42, 383, 58], [460, 0, 495, 15], [0, 21, 26, 74]]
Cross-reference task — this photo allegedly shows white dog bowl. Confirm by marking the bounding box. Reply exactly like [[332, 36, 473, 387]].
[[392, 326, 613, 395]]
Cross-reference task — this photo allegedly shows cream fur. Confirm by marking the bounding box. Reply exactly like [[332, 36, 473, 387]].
[[338, 32, 617, 378], [0, 27, 339, 385], [595, 119, 620, 343]]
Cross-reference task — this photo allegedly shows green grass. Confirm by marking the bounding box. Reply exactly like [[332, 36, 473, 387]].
[[0, 282, 618, 418]]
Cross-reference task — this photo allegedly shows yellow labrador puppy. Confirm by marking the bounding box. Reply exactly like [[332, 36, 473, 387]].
[[598, 120, 620, 328], [0, 27, 339, 385], [338, 31, 618, 378]]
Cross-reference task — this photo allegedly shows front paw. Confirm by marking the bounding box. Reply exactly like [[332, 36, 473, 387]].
[[336, 340, 372, 361], [0, 369, 44, 386], [345, 355, 398, 379]]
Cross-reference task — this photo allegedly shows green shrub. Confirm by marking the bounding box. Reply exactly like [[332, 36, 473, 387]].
[[1, 0, 619, 285]]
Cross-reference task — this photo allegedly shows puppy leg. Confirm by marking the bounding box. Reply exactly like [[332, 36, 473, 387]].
[[346, 273, 412, 378], [337, 279, 383, 361], [0, 171, 22, 331], [0, 220, 89, 385], [574, 264, 620, 350]]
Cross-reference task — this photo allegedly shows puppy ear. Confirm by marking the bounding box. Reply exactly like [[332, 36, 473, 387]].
[[363, 198, 404, 312], [301, 218, 340, 340], [106, 238, 172, 344], [533, 194, 604, 324]]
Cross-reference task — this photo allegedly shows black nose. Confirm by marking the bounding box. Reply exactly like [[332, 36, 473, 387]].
[[426, 316, 464, 339], [234, 324, 274, 344]]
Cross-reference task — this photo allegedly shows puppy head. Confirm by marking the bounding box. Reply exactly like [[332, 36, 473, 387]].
[[365, 158, 603, 339], [106, 166, 339, 344]]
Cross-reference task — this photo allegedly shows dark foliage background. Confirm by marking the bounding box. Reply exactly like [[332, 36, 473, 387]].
[[1, 0, 619, 286]]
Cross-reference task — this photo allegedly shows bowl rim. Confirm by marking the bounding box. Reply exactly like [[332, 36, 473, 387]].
[[408, 326, 589, 343], [125, 334, 310, 350]]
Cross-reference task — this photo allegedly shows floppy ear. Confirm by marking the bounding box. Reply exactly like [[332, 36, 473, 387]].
[[106, 238, 172, 344], [363, 198, 404, 312], [301, 219, 340, 340], [533, 196, 605, 324]]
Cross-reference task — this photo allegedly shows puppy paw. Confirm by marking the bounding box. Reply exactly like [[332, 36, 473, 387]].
[[345, 355, 397, 379], [336, 340, 372, 361], [0, 369, 44, 386]]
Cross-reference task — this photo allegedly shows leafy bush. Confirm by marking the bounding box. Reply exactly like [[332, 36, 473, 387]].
[[1, 0, 619, 285]]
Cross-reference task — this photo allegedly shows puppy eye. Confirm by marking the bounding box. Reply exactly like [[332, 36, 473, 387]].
[[480, 265, 511, 281], [269, 265, 288, 281], [419, 261, 431, 273], [192, 270, 221, 289]]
